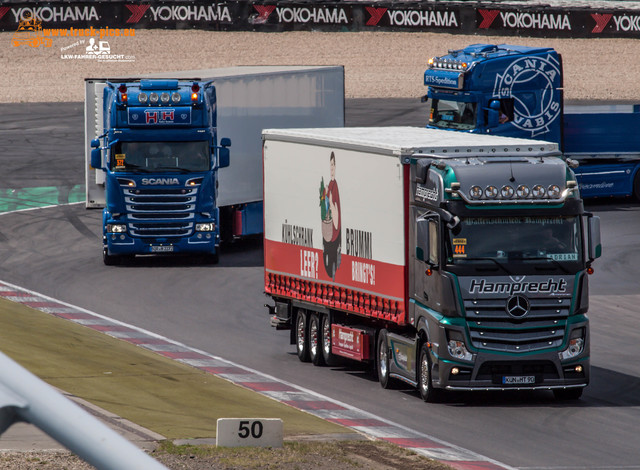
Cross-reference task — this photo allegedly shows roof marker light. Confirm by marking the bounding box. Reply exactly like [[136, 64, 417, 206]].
[[548, 185, 561, 198], [469, 185, 483, 199], [485, 185, 498, 198], [118, 84, 127, 103], [501, 185, 514, 198], [532, 184, 546, 198]]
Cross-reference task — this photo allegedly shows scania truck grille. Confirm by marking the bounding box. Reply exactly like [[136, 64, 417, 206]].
[[464, 297, 571, 353], [123, 187, 197, 238]]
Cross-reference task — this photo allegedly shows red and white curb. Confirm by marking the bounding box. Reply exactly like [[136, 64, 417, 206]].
[[0, 280, 515, 470]]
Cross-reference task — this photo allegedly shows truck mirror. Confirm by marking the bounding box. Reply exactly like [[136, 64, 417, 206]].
[[487, 100, 500, 128], [416, 218, 429, 262], [90, 138, 100, 149], [90, 148, 102, 170], [220, 137, 231, 147], [218, 147, 230, 168], [415, 159, 432, 184], [588, 215, 602, 260], [416, 218, 438, 267]]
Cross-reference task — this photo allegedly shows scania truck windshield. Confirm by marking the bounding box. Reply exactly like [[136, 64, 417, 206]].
[[111, 141, 209, 172], [429, 99, 476, 130], [446, 216, 583, 270]]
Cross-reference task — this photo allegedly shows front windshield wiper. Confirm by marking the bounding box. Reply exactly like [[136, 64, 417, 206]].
[[455, 257, 513, 275], [153, 166, 192, 173]]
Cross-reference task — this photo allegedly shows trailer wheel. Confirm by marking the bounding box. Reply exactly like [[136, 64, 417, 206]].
[[295, 309, 310, 363], [309, 313, 325, 366], [553, 388, 583, 401], [320, 314, 336, 366], [377, 330, 395, 389], [418, 342, 440, 403]]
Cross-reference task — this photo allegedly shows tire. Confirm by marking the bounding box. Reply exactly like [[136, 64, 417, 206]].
[[320, 314, 336, 366], [418, 342, 440, 403], [309, 313, 324, 366], [633, 171, 640, 201], [203, 251, 219, 264], [553, 388, 583, 401], [295, 309, 310, 363], [103, 247, 119, 266], [377, 329, 395, 389]]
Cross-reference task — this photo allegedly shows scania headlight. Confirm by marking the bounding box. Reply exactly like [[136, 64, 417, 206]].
[[559, 328, 585, 360], [447, 330, 473, 361], [196, 223, 216, 232], [106, 224, 126, 233]]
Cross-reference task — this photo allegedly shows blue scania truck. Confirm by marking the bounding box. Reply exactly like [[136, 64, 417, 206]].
[[85, 67, 344, 265], [423, 44, 640, 200]]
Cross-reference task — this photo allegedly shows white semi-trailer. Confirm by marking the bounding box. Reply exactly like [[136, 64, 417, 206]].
[[84, 66, 344, 263]]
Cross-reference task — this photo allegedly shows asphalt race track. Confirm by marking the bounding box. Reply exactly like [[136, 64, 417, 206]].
[[1, 100, 640, 469]]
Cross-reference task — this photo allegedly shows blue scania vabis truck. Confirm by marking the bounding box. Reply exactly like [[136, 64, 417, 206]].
[[85, 66, 344, 265], [423, 44, 640, 200]]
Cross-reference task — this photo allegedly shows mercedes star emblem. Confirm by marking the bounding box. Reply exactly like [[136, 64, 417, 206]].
[[506, 294, 530, 318]]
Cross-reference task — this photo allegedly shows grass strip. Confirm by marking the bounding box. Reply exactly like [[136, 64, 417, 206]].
[[0, 297, 351, 440]]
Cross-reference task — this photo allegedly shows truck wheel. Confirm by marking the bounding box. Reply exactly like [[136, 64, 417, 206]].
[[309, 313, 325, 366], [295, 309, 310, 363], [553, 388, 583, 401], [204, 251, 219, 264], [377, 330, 395, 389], [103, 248, 119, 266], [320, 314, 336, 366], [418, 342, 440, 403], [633, 171, 640, 201]]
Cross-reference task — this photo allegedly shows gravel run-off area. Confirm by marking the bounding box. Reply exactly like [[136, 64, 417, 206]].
[[2, 29, 640, 102]]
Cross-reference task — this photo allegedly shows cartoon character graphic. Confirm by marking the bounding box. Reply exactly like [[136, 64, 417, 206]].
[[319, 151, 341, 280], [12, 13, 52, 48]]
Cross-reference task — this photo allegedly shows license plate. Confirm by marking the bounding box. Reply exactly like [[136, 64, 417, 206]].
[[502, 376, 535, 385], [151, 245, 174, 253]]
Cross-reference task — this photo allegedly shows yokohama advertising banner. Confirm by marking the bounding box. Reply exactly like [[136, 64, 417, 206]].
[[362, 5, 462, 32], [476, 7, 640, 38], [2, 1, 640, 37]]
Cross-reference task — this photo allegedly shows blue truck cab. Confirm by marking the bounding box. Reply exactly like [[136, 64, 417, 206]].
[[424, 44, 640, 200], [91, 79, 230, 265]]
